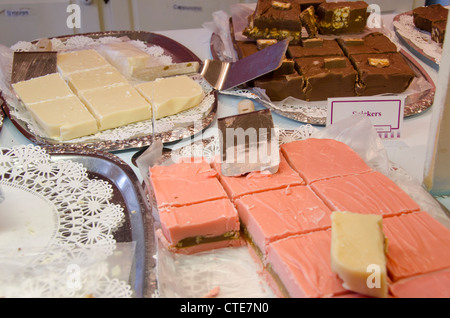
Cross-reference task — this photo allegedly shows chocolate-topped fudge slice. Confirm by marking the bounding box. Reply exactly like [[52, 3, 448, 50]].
[[316, 1, 369, 35], [243, 0, 303, 43], [350, 52, 415, 96], [254, 72, 305, 101], [288, 39, 344, 58], [432, 19, 447, 44], [294, 56, 357, 101], [337, 32, 398, 56], [413, 4, 448, 33]]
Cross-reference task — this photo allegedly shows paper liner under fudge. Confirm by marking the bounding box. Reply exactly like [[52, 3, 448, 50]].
[[413, 4, 448, 33], [316, 1, 369, 35], [243, 0, 303, 44], [350, 52, 415, 96]]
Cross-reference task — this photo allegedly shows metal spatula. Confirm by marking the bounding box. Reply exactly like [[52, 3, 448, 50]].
[[11, 39, 57, 84], [201, 38, 289, 91]]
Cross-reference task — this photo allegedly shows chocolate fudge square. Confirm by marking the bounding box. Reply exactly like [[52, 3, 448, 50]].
[[234, 41, 259, 60], [337, 32, 398, 56], [350, 52, 415, 96], [254, 72, 305, 101], [413, 4, 448, 33], [288, 39, 344, 58], [234, 40, 295, 76], [316, 1, 369, 35], [297, 0, 325, 11], [294, 56, 357, 101], [432, 20, 447, 44], [243, 0, 303, 43]]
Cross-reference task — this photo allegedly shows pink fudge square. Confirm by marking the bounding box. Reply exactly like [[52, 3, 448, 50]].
[[311, 171, 420, 217], [212, 152, 304, 200], [389, 269, 450, 298], [281, 138, 372, 184], [266, 230, 348, 298], [158, 198, 241, 253], [235, 185, 332, 255], [383, 211, 450, 282], [149, 158, 228, 208]]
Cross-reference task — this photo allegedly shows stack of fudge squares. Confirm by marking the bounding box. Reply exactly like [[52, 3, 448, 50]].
[[149, 138, 450, 298], [236, 0, 416, 101]]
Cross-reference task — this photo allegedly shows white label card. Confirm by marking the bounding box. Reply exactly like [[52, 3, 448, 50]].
[[327, 96, 405, 139]]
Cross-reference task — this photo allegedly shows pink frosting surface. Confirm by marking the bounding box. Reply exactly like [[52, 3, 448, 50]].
[[150, 158, 228, 207], [267, 230, 348, 298], [159, 198, 240, 245], [235, 185, 332, 254], [383, 211, 450, 282], [389, 268, 450, 298], [212, 152, 304, 200], [311, 171, 420, 217], [280, 138, 372, 184]]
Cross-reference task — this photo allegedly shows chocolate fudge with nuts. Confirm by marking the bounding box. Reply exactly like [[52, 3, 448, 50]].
[[350, 52, 415, 96], [243, 0, 303, 43], [316, 1, 369, 35]]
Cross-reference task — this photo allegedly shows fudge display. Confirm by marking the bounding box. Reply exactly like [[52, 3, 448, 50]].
[[243, 0, 304, 44], [238, 1, 416, 101], [350, 52, 416, 96], [316, 1, 369, 35], [149, 138, 450, 297]]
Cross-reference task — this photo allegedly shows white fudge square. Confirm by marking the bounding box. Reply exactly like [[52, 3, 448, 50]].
[[79, 83, 152, 131]]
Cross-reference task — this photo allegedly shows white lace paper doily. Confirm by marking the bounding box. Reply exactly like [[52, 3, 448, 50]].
[[0, 145, 133, 298], [393, 14, 442, 65], [1, 35, 215, 147]]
